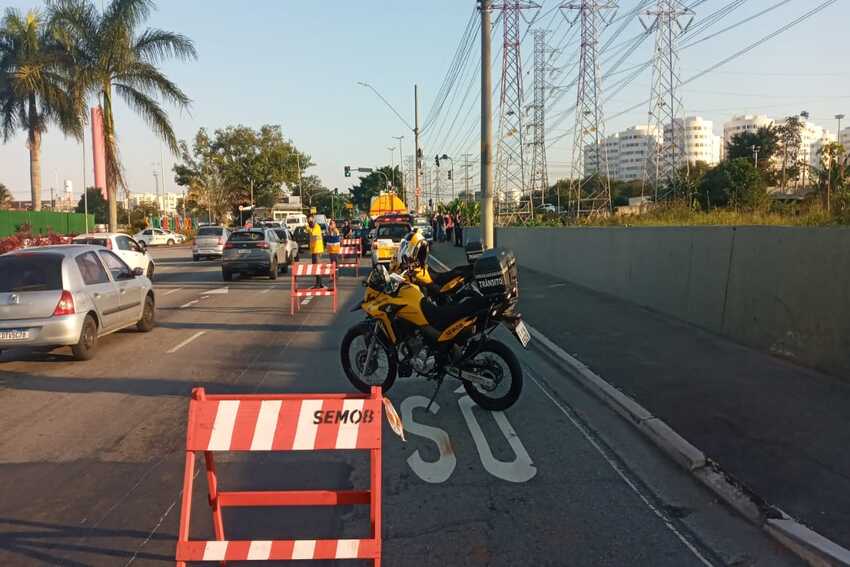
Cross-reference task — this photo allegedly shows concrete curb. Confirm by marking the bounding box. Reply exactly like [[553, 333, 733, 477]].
[[525, 323, 850, 567]]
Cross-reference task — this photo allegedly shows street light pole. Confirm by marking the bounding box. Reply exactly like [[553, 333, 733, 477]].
[[480, 0, 494, 249], [393, 135, 405, 202], [752, 145, 760, 168], [387, 146, 396, 189], [440, 154, 455, 202]]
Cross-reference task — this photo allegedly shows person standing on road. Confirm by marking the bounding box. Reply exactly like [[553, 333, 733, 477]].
[[436, 213, 445, 242], [454, 211, 463, 246], [307, 214, 325, 288], [326, 220, 341, 284], [445, 213, 454, 244]]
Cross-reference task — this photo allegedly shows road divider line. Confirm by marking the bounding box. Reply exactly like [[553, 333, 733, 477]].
[[260, 288, 272, 294], [163, 288, 183, 296], [167, 331, 206, 354], [300, 297, 313, 306], [179, 299, 199, 309]]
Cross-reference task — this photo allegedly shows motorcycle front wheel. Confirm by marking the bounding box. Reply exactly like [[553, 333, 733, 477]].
[[461, 339, 523, 411], [340, 321, 398, 394]]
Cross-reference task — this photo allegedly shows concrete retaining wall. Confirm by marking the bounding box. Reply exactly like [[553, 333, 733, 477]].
[[463, 226, 850, 378]]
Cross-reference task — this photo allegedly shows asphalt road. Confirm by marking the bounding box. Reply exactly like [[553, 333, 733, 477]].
[[0, 245, 802, 566]]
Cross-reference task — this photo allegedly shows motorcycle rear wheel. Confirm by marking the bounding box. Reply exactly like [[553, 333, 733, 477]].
[[462, 339, 523, 411], [340, 321, 398, 394]]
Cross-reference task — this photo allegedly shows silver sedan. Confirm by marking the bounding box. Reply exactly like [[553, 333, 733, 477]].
[[0, 245, 155, 361]]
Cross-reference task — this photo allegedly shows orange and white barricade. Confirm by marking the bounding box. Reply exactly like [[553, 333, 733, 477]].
[[290, 262, 336, 315], [336, 238, 362, 277], [176, 387, 384, 566]]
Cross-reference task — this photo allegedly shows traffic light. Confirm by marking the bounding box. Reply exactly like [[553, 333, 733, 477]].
[[344, 166, 351, 177], [447, 170, 452, 181], [435, 154, 440, 167]]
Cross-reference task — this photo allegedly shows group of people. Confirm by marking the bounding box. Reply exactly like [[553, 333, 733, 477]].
[[431, 211, 464, 247]]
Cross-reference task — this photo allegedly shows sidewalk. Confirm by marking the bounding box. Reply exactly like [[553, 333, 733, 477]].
[[431, 241, 850, 551]]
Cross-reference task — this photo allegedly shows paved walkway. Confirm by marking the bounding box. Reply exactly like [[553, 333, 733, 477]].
[[432, 241, 850, 550]]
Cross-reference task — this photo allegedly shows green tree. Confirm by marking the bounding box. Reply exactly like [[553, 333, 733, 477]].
[[349, 165, 398, 211], [127, 199, 159, 232], [777, 116, 803, 190], [816, 142, 848, 215], [725, 126, 779, 183], [0, 8, 84, 211], [173, 129, 230, 223], [0, 182, 12, 209], [50, 0, 196, 231], [74, 186, 107, 223], [697, 158, 768, 211]]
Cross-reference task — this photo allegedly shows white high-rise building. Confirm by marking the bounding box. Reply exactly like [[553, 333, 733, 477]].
[[722, 115, 775, 158], [582, 134, 618, 180], [665, 116, 722, 167], [616, 125, 660, 181], [130, 192, 180, 213]]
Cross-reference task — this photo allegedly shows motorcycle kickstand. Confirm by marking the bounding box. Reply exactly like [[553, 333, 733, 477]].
[[425, 377, 444, 413]]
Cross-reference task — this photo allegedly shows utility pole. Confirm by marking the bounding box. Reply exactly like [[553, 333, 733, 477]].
[[566, 0, 617, 218], [642, 0, 694, 198], [462, 153, 473, 203], [414, 85, 422, 213], [480, 0, 494, 248], [393, 135, 405, 201], [752, 145, 760, 168]]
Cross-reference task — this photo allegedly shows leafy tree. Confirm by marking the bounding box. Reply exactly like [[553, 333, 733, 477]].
[[50, 0, 197, 231], [777, 116, 803, 190], [349, 165, 399, 212], [74, 186, 107, 223], [0, 182, 12, 209], [610, 179, 644, 207], [173, 129, 231, 223], [0, 7, 84, 211], [726, 126, 779, 183], [127, 199, 159, 232], [815, 142, 848, 214], [697, 158, 768, 211], [297, 174, 325, 208], [311, 187, 352, 218]]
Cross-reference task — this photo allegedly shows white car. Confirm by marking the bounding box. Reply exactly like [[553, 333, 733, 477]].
[[73, 233, 156, 278], [135, 228, 183, 247]]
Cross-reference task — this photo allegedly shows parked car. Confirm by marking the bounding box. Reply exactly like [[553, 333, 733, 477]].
[[371, 217, 412, 267], [221, 228, 289, 281], [272, 228, 300, 265], [292, 226, 310, 251], [193, 226, 231, 261], [135, 228, 181, 246], [162, 229, 186, 243], [73, 233, 155, 278], [0, 245, 155, 361]]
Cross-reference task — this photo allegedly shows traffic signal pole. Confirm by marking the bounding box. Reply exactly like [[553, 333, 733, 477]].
[[414, 84, 422, 214], [480, 0, 494, 249]]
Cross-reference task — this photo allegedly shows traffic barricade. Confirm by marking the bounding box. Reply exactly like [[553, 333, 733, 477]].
[[175, 386, 384, 566], [290, 261, 336, 315], [336, 238, 361, 277]]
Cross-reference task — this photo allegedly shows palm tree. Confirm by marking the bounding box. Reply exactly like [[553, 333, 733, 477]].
[[50, 0, 196, 230], [0, 8, 83, 211], [0, 182, 13, 209]]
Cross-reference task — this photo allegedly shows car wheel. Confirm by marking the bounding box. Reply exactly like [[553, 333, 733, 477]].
[[269, 260, 278, 280], [136, 294, 155, 332], [281, 257, 289, 274], [71, 314, 98, 361], [192, 255, 199, 262], [222, 269, 233, 281], [146, 262, 155, 279], [167, 239, 175, 246]]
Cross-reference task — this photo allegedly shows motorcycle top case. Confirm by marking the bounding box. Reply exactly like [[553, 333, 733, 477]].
[[465, 240, 485, 264], [473, 247, 518, 300]]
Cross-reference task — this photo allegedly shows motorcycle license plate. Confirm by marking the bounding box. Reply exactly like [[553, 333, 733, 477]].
[[514, 320, 530, 348]]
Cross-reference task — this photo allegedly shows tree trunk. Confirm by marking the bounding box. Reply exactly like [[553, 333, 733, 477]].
[[28, 103, 42, 211]]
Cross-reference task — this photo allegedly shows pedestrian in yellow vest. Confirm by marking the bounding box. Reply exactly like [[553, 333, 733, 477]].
[[307, 214, 325, 287]]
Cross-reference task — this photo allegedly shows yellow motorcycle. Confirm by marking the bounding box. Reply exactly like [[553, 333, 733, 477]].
[[340, 247, 529, 411]]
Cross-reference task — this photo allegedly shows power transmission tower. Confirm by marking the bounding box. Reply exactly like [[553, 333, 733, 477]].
[[641, 0, 694, 200], [564, 1, 617, 219], [528, 29, 554, 217], [493, 1, 540, 225]]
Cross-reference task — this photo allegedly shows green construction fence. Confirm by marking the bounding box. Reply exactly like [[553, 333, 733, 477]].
[[0, 210, 96, 237]]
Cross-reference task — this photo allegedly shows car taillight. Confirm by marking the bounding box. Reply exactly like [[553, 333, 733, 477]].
[[256, 241, 270, 249], [53, 290, 75, 316], [224, 242, 235, 249]]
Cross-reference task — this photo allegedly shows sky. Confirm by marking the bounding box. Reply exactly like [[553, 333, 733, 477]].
[[1, 0, 849, 202]]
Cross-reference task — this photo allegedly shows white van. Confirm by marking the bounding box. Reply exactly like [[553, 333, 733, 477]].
[[282, 213, 307, 229]]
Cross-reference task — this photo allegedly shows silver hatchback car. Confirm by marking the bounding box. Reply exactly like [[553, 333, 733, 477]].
[[0, 245, 155, 361]]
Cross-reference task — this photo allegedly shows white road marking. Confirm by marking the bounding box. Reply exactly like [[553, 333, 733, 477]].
[[401, 396, 456, 484], [179, 299, 199, 309], [166, 330, 206, 354], [300, 297, 313, 306], [205, 286, 229, 294], [457, 395, 537, 483], [260, 288, 272, 294], [548, 283, 567, 288], [162, 288, 182, 295], [527, 369, 714, 567]]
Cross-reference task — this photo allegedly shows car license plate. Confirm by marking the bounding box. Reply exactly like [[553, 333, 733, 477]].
[[0, 329, 29, 341], [238, 249, 251, 255], [514, 320, 530, 348]]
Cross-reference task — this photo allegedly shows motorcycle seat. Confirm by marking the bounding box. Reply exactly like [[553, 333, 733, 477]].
[[430, 265, 472, 287], [419, 294, 489, 331]]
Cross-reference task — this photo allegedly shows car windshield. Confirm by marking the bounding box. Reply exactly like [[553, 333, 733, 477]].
[[197, 227, 223, 236], [230, 231, 265, 241], [0, 254, 64, 292], [376, 224, 410, 241]]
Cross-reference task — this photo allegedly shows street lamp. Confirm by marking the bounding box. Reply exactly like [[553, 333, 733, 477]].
[[387, 146, 396, 188]]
